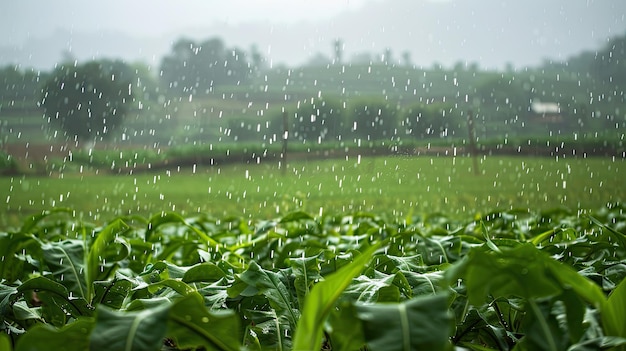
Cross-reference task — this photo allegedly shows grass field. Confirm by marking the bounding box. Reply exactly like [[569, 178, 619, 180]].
[[1, 154, 624, 228]]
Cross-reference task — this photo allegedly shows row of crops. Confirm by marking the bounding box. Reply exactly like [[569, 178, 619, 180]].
[[1, 204, 625, 350]]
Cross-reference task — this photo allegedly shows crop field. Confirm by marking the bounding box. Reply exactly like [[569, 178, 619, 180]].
[[0, 197, 625, 350], [1, 155, 624, 228]]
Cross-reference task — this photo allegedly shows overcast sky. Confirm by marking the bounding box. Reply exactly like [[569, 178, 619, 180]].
[[2, 0, 626, 70], [1, 0, 374, 41]]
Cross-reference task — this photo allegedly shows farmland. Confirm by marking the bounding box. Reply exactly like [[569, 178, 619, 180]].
[[1, 154, 624, 229], [1, 26, 626, 351], [0, 193, 625, 350]]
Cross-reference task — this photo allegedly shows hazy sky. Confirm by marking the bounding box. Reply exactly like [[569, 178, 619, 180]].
[[1, 0, 377, 41], [2, 0, 626, 70]]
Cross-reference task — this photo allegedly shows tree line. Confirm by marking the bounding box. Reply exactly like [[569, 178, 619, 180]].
[[1, 33, 625, 145], [228, 96, 462, 144]]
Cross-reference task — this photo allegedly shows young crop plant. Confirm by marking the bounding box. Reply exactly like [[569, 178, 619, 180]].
[[0, 204, 625, 350]]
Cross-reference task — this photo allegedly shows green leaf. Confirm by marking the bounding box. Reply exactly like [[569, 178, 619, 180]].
[[87, 219, 130, 302], [589, 215, 626, 250], [234, 261, 299, 331], [480, 221, 502, 253], [40, 240, 87, 299], [18, 208, 73, 235], [17, 276, 92, 319], [167, 292, 242, 351], [0, 283, 19, 315], [15, 318, 93, 351], [292, 243, 380, 351], [90, 304, 169, 351], [356, 293, 453, 351], [603, 277, 626, 339], [145, 212, 219, 250], [144, 279, 196, 297], [327, 302, 366, 351], [449, 243, 604, 307], [519, 300, 562, 351], [12, 301, 43, 322], [279, 211, 314, 223], [242, 309, 289, 351], [288, 254, 322, 308], [93, 279, 132, 309], [344, 271, 398, 303], [0, 233, 33, 283], [182, 262, 228, 283], [0, 333, 11, 351]]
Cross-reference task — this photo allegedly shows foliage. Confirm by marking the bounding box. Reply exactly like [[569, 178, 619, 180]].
[[401, 101, 461, 139], [0, 204, 625, 350], [160, 37, 253, 97], [348, 97, 399, 140], [0, 150, 17, 173], [40, 60, 134, 143], [291, 96, 346, 142]]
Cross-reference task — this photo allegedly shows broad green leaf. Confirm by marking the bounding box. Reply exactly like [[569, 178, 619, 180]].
[[12, 301, 43, 322], [327, 302, 366, 351], [480, 221, 502, 253], [40, 240, 87, 299], [243, 309, 290, 351], [145, 212, 220, 250], [234, 261, 299, 331], [453, 307, 512, 350], [568, 336, 626, 351], [0, 283, 19, 315], [279, 211, 314, 223], [544, 254, 605, 309], [343, 271, 397, 303], [92, 279, 132, 309], [87, 219, 130, 302], [288, 254, 322, 308], [17, 276, 92, 319], [14, 318, 93, 351], [182, 262, 228, 283], [519, 300, 562, 351], [292, 243, 380, 351], [144, 279, 196, 297], [90, 304, 169, 351], [356, 293, 453, 351], [167, 292, 242, 351], [589, 216, 626, 250], [0, 233, 33, 283], [449, 243, 604, 307], [401, 270, 445, 296], [560, 289, 586, 343], [0, 333, 11, 351], [602, 277, 626, 340], [18, 208, 73, 235], [370, 254, 425, 274]]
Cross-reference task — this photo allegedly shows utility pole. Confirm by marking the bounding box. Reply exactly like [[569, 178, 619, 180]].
[[467, 109, 480, 175], [281, 110, 288, 175]]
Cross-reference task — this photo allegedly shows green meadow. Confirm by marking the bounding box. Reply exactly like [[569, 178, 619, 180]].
[[2, 154, 624, 227]]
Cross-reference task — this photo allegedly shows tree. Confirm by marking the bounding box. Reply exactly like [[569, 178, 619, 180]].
[[592, 31, 626, 90], [292, 96, 345, 142], [0, 65, 45, 105], [160, 37, 252, 97], [41, 60, 133, 144], [402, 102, 458, 139], [348, 97, 399, 140], [333, 39, 344, 64]]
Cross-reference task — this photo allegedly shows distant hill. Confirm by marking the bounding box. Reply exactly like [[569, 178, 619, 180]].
[[1, 0, 626, 70]]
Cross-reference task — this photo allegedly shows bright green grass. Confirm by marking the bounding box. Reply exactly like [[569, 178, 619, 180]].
[[1, 154, 624, 227]]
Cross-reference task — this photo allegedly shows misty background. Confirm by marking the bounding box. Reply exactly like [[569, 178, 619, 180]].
[[2, 0, 626, 70]]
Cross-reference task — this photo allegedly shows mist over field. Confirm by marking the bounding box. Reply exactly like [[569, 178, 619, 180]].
[[2, 0, 626, 70]]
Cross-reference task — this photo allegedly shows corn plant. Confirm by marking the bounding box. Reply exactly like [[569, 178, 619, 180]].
[[0, 204, 625, 350]]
